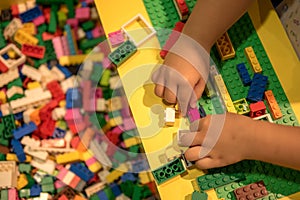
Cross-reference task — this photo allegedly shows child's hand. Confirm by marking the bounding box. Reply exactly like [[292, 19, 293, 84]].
[[179, 113, 256, 169], [151, 36, 210, 115]]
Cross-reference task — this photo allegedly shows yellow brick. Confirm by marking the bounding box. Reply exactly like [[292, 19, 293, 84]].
[[0, 91, 7, 104], [138, 172, 153, 184], [27, 81, 41, 89], [244, 46, 262, 73], [279, 192, 300, 200], [7, 49, 17, 59], [17, 174, 28, 190], [20, 22, 36, 35], [105, 164, 128, 183], [206, 189, 219, 200], [14, 29, 38, 45], [56, 151, 82, 164], [214, 75, 237, 113], [123, 137, 140, 148], [88, 162, 102, 173], [109, 116, 123, 127], [59, 100, 66, 107], [81, 150, 93, 161], [216, 32, 235, 61], [59, 53, 104, 66]]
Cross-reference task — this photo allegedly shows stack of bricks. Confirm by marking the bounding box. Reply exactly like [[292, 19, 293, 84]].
[[0, 0, 158, 199]]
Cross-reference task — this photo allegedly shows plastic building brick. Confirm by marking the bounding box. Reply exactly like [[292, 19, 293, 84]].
[[121, 14, 156, 47], [85, 182, 106, 197], [253, 113, 274, 123], [108, 40, 137, 67], [173, 0, 189, 21], [70, 162, 94, 182], [0, 29, 6, 49], [3, 18, 23, 40], [11, 139, 26, 162], [52, 36, 65, 59], [160, 21, 185, 59], [79, 36, 106, 51], [75, 7, 90, 20], [216, 32, 236, 61], [152, 157, 186, 185], [233, 98, 250, 115], [17, 173, 28, 190], [14, 29, 39, 45], [244, 46, 262, 73], [108, 30, 125, 47], [187, 107, 201, 122], [19, 6, 43, 23], [64, 24, 78, 55], [0, 161, 17, 188], [13, 122, 37, 140], [196, 172, 245, 191], [247, 73, 268, 102], [48, 6, 58, 33], [21, 44, 46, 59], [264, 90, 283, 120], [249, 101, 266, 118], [0, 43, 26, 70], [21, 64, 42, 82], [214, 74, 237, 113], [234, 181, 268, 200], [0, 69, 19, 87], [237, 63, 252, 86], [20, 22, 36, 35]]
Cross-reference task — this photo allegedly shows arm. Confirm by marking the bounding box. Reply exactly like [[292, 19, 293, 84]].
[[181, 113, 300, 170], [152, 0, 254, 114]]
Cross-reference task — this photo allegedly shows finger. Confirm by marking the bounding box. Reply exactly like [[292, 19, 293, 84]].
[[184, 146, 202, 161], [194, 157, 221, 169], [189, 119, 201, 132], [190, 79, 206, 108], [163, 82, 177, 104], [154, 84, 164, 98], [152, 67, 166, 98], [177, 83, 193, 116], [178, 130, 204, 147]]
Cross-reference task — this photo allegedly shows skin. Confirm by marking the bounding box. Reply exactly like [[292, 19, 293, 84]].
[[153, 0, 300, 170]]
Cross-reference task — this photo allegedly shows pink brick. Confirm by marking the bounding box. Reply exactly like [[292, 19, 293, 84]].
[[121, 97, 132, 118], [187, 107, 200, 122], [54, 180, 66, 189], [65, 108, 82, 121], [95, 88, 103, 98], [66, 18, 79, 28], [75, 7, 90, 20], [61, 36, 70, 56], [112, 126, 123, 135], [102, 56, 112, 69], [33, 15, 46, 26], [108, 30, 125, 47], [92, 25, 105, 38], [122, 117, 136, 131], [56, 168, 68, 180], [8, 188, 18, 200], [85, 157, 97, 166], [52, 36, 64, 59]]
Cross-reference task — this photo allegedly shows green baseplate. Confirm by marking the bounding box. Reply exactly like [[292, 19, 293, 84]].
[[143, 0, 300, 198]]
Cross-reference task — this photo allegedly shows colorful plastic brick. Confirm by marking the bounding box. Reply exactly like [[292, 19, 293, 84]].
[[121, 14, 156, 47], [173, 0, 189, 21], [244, 46, 262, 73], [237, 63, 252, 86], [108, 30, 125, 47], [13, 122, 37, 140], [0, 44, 26, 70], [108, 40, 137, 67], [187, 107, 201, 122], [70, 162, 94, 182], [216, 32, 236, 61], [233, 98, 250, 115], [160, 21, 185, 59], [19, 6, 42, 23], [234, 181, 268, 200], [152, 157, 186, 185], [264, 90, 283, 120], [247, 73, 268, 102], [249, 101, 266, 118], [11, 139, 26, 162], [253, 113, 274, 123], [21, 44, 46, 59], [164, 107, 176, 126], [0, 161, 17, 188], [14, 29, 39, 45]]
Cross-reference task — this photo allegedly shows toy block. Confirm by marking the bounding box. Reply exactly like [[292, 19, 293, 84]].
[[33, 15, 46, 26], [187, 107, 201, 122], [214, 74, 237, 113], [0, 161, 17, 188], [253, 113, 274, 123], [0, 44, 26, 70], [19, 6, 42, 23], [173, 0, 189, 20], [234, 181, 268, 200], [249, 101, 266, 118], [160, 21, 185, 59], [85, 182, 106, 197], [164, 107, 176, 126], [21, 44, 46, 59], [13, 122, 37, 140], [121, 14, 156, 47], [247, 73, 268, 102], [196, 172, 245, 191], [64, 24, 78, 55], [3, 18, 23, 39], [152, 157, 186, 185], [233, 98, 250, 115], [6, 86, 24, 99], [20, 22, 36, 35], [48, 8, 57, 33], [56, 151, 82, 164], [108, 30, 125, 47], [21, 64, 42, 82], [52, 36, 65, 59], [75, 7, 91, 20], [264, 90, 283, 120], [237, 63, 252, 86], [11, 139, 26, 162], [17, 174, 28, 190], [244, 46, 262, 73], [14, 29, 39, 45], [70, 163, 94, 182], [216, 32, 235, 60]]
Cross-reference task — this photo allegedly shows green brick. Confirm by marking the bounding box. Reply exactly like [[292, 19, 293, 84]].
[[82, 21, 95, 31], [79, 36, 106, 51], [233, 98, 250, 115], [1, 189, 8, 200], [19, 163, 32, 174], [7, 78, 23, 89], [108, 40, 137, 67]]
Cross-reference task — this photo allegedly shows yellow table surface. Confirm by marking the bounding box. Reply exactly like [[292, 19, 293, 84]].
[[95, 0, 300, 199]]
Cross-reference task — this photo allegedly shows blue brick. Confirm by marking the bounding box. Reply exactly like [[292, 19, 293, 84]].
[[247, 73, 268, 102], [237, 63, 252, 86], [81, 1, 88, 7], [64, 24, 77, 55], [56, 65, 72, 78], [132, 159, 149, 172], [30, 184, 41, 197], [97, 190, 108, 200], [19, 6, 42, 23], [52, 128, 66, 138], [14, 112, 23, 120], [86, 31, 93, 40], [13, 122, 37, 140], [11, 139, 26, 162], [2, 53, 9, 60], [121, 173, 137, 182], [66, 88, 82, 108], [110, 183, 122, 197], [70, 163, 94, 182]]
